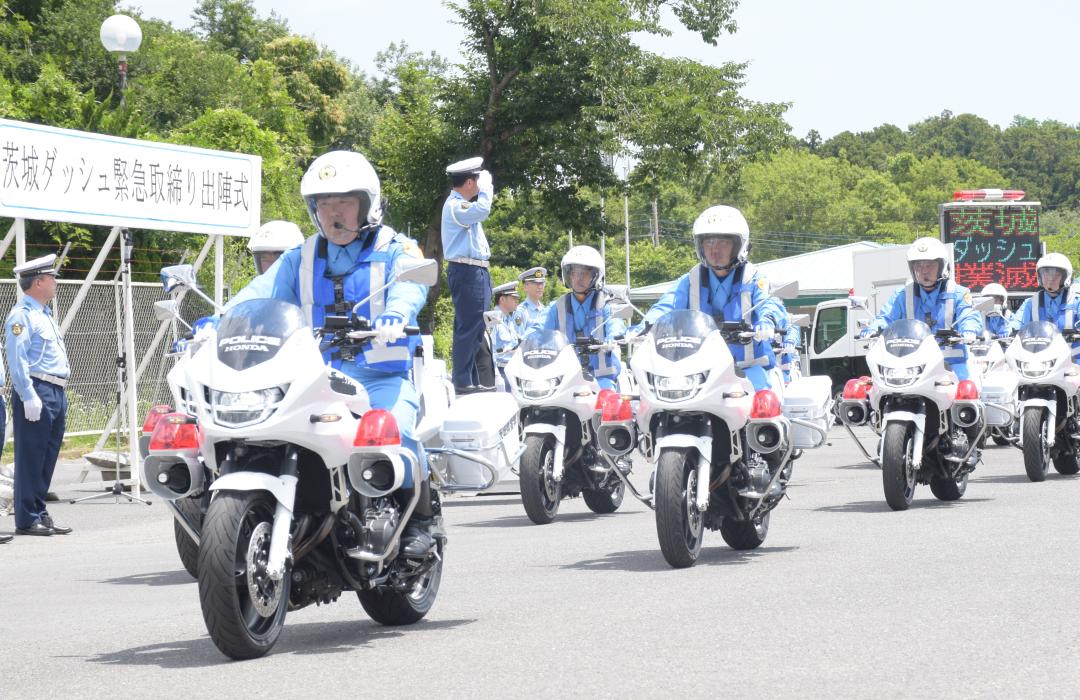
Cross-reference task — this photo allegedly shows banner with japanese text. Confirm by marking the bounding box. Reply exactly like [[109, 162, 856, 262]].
[[941, 204, 1040, 292], [0, 118, 261, 236]]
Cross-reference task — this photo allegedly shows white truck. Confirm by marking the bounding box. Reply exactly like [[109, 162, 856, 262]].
[[806, 245, 918, 394]]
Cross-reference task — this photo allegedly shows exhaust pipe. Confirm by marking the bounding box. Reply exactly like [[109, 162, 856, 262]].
[[596, 421, 636, 457], [746, 417, 788, 454], [838, 399, 870, 427], [951, 401, 982, 429], [144, 454, 204, 500]]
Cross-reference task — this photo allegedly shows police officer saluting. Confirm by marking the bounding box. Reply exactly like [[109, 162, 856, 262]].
[[442, 156, 494, 392], [513, 266, 548, 332], [7, 254, 72, 536]]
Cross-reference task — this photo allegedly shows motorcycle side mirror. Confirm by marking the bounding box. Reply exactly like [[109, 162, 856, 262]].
[[791, 313, 811, 328], [972, 296, 995, 314], [609, 302, 634, 321], [396, 258, 438, 286], [153, 299, 191, 329], [770, 280, 799, 299], [483, 309, 502, 329], [848, 295, 869, 311], [160, 264, 197, 294], [604, 284, 629, 302]]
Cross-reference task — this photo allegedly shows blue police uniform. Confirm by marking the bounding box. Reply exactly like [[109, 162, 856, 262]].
[[227, 226, 429, 486], [442, 181, 493, 389], [1007, 289, 1080, 359], [866, 280, 983, 380], [492, 310, 519, 391], [636, 262, 778, 391], [6, 262, 70, 532], [533, 291, 626, 390], [512, 297, 547, 334], [985, 310, 1012, 338]]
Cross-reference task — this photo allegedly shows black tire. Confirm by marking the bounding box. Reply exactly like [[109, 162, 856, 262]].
[[358, 556, 442, 626], [173, 496, 203, 579], [197, 491, 289, 660], [929, 473, 968, 501], [881, 422, 917, 511], [991, 432, 1011, 447], [519, 435, 560, 524], [582, 480, 624, 514], [1022, 406, 1050, 482], [1052, 453, 1080, 475], [720, 512, 770, 550], [654, 448, 703, 569]]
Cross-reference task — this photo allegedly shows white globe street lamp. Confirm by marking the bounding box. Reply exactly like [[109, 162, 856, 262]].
[[99, 14, 142, 106]]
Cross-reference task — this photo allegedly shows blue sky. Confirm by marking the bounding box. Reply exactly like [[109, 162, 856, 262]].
[[125, 0, 1078, 139]]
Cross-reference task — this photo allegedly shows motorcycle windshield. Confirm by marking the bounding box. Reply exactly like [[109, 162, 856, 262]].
[[1017, 320, 1058, 353], [216, 299, 305, 371], [519, 329, 569, 370], [652, 309, 717, 362], [882, 318, 932, 358]]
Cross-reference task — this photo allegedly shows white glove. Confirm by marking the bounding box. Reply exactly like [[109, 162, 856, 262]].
[[624, 327, 643, 344], [962, 331, 977, 343], [753, 322, 775, 343], [373, 315, 406, 345], [23, 393, 42, 422], [477, 170, 493, 195]]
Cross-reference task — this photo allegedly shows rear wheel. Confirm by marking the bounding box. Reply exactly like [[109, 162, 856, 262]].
[[1022, 406, 1050, 482], [881, 423, 916, 511], [720, 512, 770, 550], [654, 448, 703, 568], [929, 472, 968, 501], [519, 435, 560, 524], [583, 479, 624, 514], [1052, 453, 1080, 475], [173, 496, 203, 579], [358, 555, 442, 626], [197, 491, 289, 660]]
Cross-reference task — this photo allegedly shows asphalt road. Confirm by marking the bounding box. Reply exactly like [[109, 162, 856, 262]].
[[3, 427, 1079, 697]]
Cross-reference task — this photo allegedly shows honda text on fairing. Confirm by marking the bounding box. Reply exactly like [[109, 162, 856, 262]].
[[1005, 321, 1080, 481], [626, 308, 831, 569], [143, 260, 448, 661], [841, 320, 986, 510]]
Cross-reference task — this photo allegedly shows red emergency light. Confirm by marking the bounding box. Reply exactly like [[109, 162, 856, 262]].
[[952, 189, 1025, 202]]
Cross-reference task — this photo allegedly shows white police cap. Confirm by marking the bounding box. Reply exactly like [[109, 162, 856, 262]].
[[518, 266, 548, 283], [446, 156, 484, 175], [14, 254, 58, 279], [492, 281, 520, 299]]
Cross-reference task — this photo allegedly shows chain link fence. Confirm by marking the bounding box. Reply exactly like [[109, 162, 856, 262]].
[[0, 279, 214, 436]]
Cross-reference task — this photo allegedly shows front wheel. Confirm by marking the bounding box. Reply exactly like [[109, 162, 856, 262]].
[[197, 491, 289, 660], [654, 448, 704, 568], [358, 555, 443, 626], [519, 435, 561, 524], [881, 422, 917, 511], [1022, 406, 1050, 482]]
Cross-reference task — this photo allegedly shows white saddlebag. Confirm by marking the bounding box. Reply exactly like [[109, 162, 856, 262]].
[[782, 376, 834, 449], [438, 392, 520, 488]]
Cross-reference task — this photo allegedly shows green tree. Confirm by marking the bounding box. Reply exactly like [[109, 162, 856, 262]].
[[191, 0, 289, 62]]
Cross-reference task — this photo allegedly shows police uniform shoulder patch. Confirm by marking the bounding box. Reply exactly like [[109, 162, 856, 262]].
[[458, 201, 472, 211], [757, 278, 768, 291], [963, 293, 973, 305], [10, 322, 22, 336], [402, 239, 423, 259]]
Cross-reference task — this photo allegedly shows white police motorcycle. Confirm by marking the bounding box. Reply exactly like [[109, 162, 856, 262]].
[[846, 319, 985, 510], [144, 259, 454, 660], [969, 332, 1019, 447], [502, 303, 632, 524], [1004, 321, 1080, 481]]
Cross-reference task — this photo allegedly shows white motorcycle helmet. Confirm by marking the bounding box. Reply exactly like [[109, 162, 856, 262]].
[[560, 245, 605, 293], [1036, 252, 1074, 294], [907, 237, 950, 286], [692, 205, 750, 271], [300, 151, 384, 237], [248, 220, 305, 274], [979, 282, 1008, 314]]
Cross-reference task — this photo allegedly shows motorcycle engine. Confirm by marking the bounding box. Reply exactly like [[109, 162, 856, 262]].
[[362, 503, 400, 553], [947, 430, 970, 461]]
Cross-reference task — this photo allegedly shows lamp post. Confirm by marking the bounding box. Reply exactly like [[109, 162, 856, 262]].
[[99, 14, 142, 108]]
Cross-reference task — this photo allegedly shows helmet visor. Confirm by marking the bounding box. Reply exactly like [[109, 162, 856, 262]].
[[253, 251, 282, 275], [1038, 266, 1068, 290], [310, 192, 372, 236], [909, 259, 944, 286], [697, 235, 740, 268], [565, 264, 598, 292]]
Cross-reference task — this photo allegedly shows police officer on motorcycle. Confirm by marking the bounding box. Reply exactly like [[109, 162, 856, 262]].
[[980, 282, 1012, 338], [1008, 253, 1080, 349], [225, 150, 436, 556], [632, 205, 779, 391], [862, 237, 983, 379], [248, 220, 305, 275], [531, 246, 625, 390]]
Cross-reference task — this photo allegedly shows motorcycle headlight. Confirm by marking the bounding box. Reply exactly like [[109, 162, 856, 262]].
[[210, 386, 286, 428], [517, 377, 561, 400], [879, 365, 924, 388], [650, 372, 708, 402], [1018, 360, 1054, 379]]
